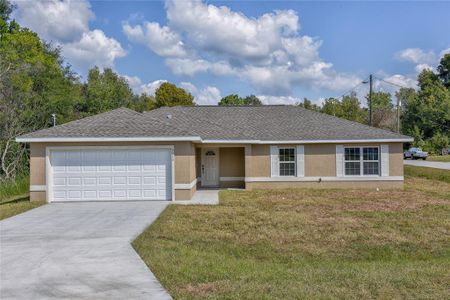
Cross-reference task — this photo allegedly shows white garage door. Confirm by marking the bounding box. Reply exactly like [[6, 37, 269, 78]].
[[49, 148, 172, 202]]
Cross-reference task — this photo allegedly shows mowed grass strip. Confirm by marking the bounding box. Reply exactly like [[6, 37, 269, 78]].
[[133, 169, 450, 299], [427, 155, 450, 162], [0, 198, 45, 220], [405, 165, 450, 183], [0, 176, 45, 220]]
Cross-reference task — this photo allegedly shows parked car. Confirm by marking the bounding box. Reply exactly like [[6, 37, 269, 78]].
[[404, 147, 428, 160]]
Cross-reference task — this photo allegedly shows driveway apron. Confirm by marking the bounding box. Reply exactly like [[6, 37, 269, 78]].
[[0, 201, 171, 300]]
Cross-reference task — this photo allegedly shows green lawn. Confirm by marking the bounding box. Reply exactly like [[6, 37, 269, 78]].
[[405, 165, 450, 183], [0, 175, 29, 202], [0, 176, 45, 221], [133, 166, 450, 299], [428, 155, 450, 162]]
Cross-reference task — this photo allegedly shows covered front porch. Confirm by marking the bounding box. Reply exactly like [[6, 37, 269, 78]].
[[195, 145, 249, 189]]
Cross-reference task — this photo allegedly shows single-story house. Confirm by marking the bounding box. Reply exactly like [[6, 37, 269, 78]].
[[16, 106, 413, 202]]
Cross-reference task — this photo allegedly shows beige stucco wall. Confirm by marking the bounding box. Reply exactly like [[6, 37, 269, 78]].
[[304, 144, 336, 177], [219, 147, 245, 188], [29, 141, 196, 201], [248, 145, 270, 177], [219, 147, 245, 177], [389, 143, 404, 176], [175, 184, 197, 200], [246, 142, 404, 178]]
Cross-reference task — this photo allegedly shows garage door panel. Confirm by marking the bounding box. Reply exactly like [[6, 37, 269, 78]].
[[50, 148, 172, 202]]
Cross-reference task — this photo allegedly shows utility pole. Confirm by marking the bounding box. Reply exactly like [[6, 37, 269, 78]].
[[396, 97, 401, 133], [368, 74, 373, 126]]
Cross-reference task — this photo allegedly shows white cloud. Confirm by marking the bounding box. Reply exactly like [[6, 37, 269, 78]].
[[13, 0, 126, 76], [124, 0, 360, 95], [396, 48, 437, 65], [122, 77, 168, 95], [123, 75, 143, 93], [123, 21, 187, 57], [63, 30, 126, 71], [166, 0, 299, 62], [165, 58, 234, 77], [414, 63, 433, 73], [381, 46, 449, 94], [13, 0, 94, 42], [141, 80, 168, 95], [439, 48, 450, 58], [180, 82, 222, 105], [382, 74, 417, 89], [257, 95, 302, 105]]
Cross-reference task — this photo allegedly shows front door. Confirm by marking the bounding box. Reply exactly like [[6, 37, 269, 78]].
[[201, 148, 219, 187]]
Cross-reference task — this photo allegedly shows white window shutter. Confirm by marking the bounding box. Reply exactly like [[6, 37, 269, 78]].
[[296, 145, 304, 177], [270, 146, 279, 177], [381, 144, 389, 176], [336, 145, 344, 177]]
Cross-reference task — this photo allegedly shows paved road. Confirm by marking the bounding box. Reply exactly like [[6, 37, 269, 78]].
[[404, 160, 450, 170], [0, 201, 171, 300]]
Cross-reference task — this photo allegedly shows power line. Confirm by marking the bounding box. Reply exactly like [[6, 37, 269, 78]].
[[373, 76, 413, 90], [326, 76, 370, 101]]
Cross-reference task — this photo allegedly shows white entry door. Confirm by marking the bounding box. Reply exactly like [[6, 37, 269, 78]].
[[49, 147, 172, 202], [201, 148, 219, 187]]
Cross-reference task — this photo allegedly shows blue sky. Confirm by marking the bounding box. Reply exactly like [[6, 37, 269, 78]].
[[12, 0, 450, 105]]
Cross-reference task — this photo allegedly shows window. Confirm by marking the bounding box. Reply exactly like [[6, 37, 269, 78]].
[[279, 148, 296, 176], [344, 147, 379, 176]]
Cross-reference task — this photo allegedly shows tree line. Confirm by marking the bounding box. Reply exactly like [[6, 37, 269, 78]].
[[0, 0, 449, 181]]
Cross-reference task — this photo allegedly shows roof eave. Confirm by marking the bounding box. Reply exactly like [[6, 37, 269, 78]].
[[15, 136, 202, 143], [201, 138, 414, 144], [16, 136, 414, 144]]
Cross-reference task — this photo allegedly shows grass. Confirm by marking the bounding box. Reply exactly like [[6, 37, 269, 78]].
[[0, 175, 29, 202], [405, 165, 450, 183], [133, 166, 450, 299], [0, 197, 45, 221], [428, 155, 450, 162], [0, 175, 45, 221]]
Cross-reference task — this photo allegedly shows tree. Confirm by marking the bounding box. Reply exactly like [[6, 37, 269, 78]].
[[437, 52, 450, 89], [321, 97, 343, 117], [396, 87, 417, 135], [218, 94, 244, 106], [79, 67, 134, 115], [243, 95, 262, 106], [399, 67, 450, 149], [0, 0, 13, 22], [129, 93, 156, 112], [297, 98, 320, 111], [0, 16, 81, 179], [340, 92, 367, 123], [154, 82, 195, 107], [369, 91, 395, 130], [427, 132, 449, 154]]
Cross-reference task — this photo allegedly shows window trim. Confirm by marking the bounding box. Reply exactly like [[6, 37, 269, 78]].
[[278, 147, 296, 177], [343, 146, 380, 177]]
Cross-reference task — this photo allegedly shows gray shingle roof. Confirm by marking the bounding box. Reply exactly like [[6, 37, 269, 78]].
[[17, 106, 412, 142]]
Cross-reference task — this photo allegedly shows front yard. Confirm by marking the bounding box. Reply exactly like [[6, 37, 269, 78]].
[[133, 167, 450, 299]]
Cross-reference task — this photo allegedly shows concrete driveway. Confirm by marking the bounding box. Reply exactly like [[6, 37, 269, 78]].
[[0, 201, 171, 300], [404, 160, 450, 170]]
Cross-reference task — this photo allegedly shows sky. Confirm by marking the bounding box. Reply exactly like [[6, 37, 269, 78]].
[[11, 0, 450, 105]]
